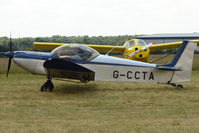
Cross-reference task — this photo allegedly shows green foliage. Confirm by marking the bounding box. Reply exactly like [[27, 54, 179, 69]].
[[34, 35, 139, 45], [0, 35, 139, 52], [2, 35, 196, 56]]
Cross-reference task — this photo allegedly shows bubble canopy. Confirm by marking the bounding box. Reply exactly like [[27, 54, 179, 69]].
[[51, 44, 100, 61]]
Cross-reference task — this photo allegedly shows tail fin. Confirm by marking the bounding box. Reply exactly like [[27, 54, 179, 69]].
[[170, 41, 196, 82]]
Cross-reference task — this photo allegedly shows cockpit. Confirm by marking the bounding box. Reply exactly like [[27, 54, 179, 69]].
[[137, 40, 146, 46], [124, 39, 146, 48], [124, 40, 135, 48], [51, 44, 100, 61]]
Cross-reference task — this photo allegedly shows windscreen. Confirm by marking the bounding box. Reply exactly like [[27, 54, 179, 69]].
[[51, 44, 99, 61], [138, 40, 146, 46]]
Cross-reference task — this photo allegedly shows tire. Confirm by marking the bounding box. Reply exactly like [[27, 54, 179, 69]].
[[47, 80, 54, 91], [41, 80, 54, 92], [40, 84, 47, 92], [177, 84, 183, 89]]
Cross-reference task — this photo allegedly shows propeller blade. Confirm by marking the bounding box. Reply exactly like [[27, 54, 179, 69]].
[[9, 34, 13, 52], [129, 49, 140, 57], [6, 34, 13, 77], [129, 43, 153, 58], [142, 43, 153, 51], [6, 57, 12, 77]]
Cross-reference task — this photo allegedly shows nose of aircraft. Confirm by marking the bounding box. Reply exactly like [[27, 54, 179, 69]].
[[5, 52, 9, 57], [5, 52, 14, 58]]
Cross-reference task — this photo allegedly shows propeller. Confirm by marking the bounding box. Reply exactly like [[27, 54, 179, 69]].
[[128, 43, 153, 58], [6, 35, 13, 77]]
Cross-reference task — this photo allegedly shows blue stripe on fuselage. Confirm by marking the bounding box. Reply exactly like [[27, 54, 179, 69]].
[[13, 51, 157, 68], [13, 51, 54, 60]]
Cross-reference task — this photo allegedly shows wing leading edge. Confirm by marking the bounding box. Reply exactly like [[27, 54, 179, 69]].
[[149, 40, 199, 51], [34, 42, 125, 54]]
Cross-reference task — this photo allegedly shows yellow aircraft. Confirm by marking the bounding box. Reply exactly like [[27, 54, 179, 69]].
[[33, 39, 199, 62]]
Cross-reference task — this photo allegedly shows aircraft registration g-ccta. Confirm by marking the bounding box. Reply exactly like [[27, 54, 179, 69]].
[[5, 40, 196, 91]]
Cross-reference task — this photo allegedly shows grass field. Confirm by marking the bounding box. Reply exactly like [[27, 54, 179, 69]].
[[0, 57, 199, 133]]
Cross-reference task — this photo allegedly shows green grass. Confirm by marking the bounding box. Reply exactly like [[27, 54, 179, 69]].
[[0, 58, 199, 133]]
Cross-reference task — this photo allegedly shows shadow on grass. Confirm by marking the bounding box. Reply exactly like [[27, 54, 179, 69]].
[[42, 79, 197, 97], [54, 83, 98, 95], [53, 81, 194, 93]]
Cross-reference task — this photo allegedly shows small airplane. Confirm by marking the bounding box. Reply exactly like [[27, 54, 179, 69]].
[[33, 39, 199, 62], [4, 39, 196, 91]]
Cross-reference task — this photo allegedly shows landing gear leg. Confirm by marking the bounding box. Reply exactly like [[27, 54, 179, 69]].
[[41, 77, 54, 92]]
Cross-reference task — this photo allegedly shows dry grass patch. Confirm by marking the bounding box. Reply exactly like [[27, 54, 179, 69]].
[[0, 72, 199, 133], [0, 57, 199, 133]]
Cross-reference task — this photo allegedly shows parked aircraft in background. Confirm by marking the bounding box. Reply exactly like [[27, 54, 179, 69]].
[[33, 39, 199, 62]]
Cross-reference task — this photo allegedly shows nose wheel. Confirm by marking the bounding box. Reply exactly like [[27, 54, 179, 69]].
[[41, 79, 54, 92]]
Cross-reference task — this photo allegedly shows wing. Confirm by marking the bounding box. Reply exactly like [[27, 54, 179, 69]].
[[149, 40, 199, 51], [44, 58, 95, 81], [33, 42, 64, 50], [86, 45, 124, 54], [33, 42, 125, 54]]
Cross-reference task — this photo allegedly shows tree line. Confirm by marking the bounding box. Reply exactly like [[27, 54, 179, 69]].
[[0, 35, 138, 52], [1, 35, 190, 56]]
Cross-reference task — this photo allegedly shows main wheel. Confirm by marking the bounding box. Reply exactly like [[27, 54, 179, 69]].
[[46, 80, 54, 91], [40, 83, 48, 92], [177, 84, 183, 89], [40, 80, 54, 92]]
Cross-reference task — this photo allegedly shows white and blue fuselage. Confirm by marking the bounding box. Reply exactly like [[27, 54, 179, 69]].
[[9, 51, 175, 84], [7, 41, 196, 84]]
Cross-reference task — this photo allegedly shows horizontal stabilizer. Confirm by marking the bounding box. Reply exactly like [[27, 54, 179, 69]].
[[156, 65, 181, 71]]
